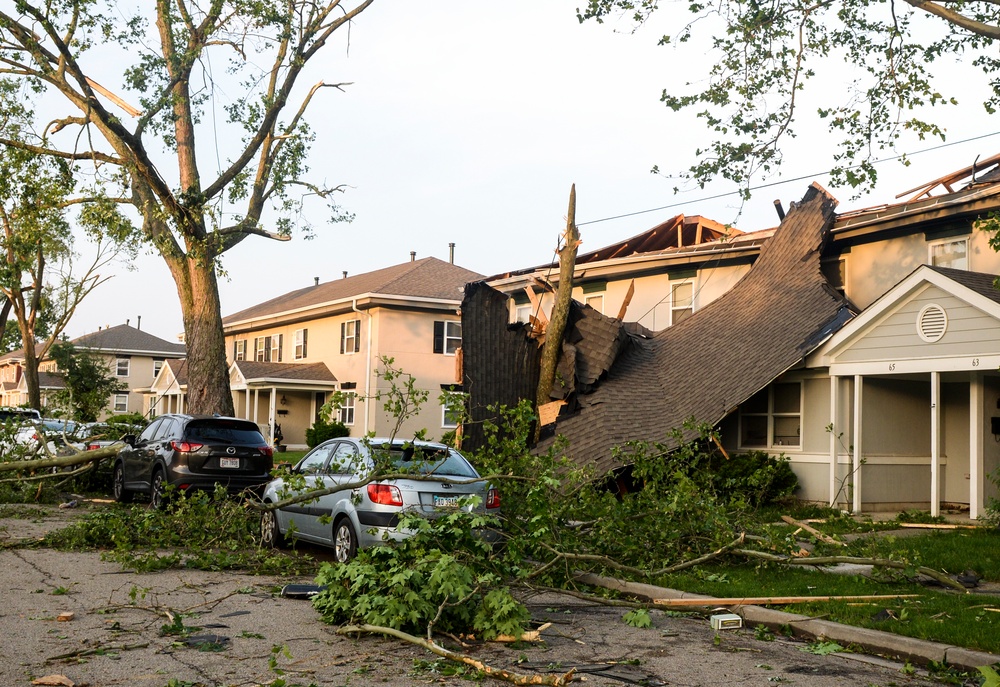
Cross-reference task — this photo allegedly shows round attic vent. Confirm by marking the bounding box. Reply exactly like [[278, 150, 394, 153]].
[[917, 304, 948, 342]]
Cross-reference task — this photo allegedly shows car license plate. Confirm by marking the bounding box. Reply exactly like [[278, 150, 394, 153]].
[[433, 495, 459, 508], [220, 457, 240, 468]]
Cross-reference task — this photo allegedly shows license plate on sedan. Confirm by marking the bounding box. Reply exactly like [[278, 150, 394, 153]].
[[433, 495, 459, 508], [219, 457, 240, 468]]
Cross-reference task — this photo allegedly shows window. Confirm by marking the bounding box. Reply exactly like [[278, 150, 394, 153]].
[[153, 359, 164, 377], [671, 282, 693, 325], [515, 304, 533, 324], [433, 320, 462, 355], [585, 294, 605, 314], [113, 394, 128, 413], [148, 396, 158, 418], [234, 340, 246, 361], [739, 382, 801, 449], [341, 319, 361, 354], [441, 392, 466, 429], [337, 392, 356, 426], [929, 237, 969, 270], [299, 444, 334, 476], [271, 334, 283, 362], [254, 336, 269, 361], [116, 358, 130, 377], [294, 328, 308, 360]]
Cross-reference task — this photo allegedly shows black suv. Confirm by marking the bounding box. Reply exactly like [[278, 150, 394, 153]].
[[113, 414, 274, 508]]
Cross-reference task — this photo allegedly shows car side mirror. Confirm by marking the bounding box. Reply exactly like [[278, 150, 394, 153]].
[[121, 434, 137, 447]]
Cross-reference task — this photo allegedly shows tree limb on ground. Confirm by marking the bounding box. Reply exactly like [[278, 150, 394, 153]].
[[337, 624, 576, 686], [734, 549, 968, 593], [0, 444, 121, 474]]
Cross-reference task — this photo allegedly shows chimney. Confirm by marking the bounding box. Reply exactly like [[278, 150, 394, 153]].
[[314, 277, 319, 286], [410, 251, 416, 262], [449, 242, 455, 264], [126, 318, 130, 327], [342, 271, 348, 279], [773, 199, 785, 221], [137, 315, 141, 330]]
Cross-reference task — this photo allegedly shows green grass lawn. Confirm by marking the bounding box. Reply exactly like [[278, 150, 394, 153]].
[[655, 524, 1000, 654]]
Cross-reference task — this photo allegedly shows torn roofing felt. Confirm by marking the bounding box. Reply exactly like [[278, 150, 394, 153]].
[[539, 183, 854, 476]]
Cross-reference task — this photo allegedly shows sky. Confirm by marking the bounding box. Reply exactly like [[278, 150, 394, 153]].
[[64, 1, 1000, 343]]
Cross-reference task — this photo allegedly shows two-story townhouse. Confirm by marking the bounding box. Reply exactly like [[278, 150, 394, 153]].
[[465, 154, 1000, 518], [211, 256, 484, 450], [0, 323, 186, 418]]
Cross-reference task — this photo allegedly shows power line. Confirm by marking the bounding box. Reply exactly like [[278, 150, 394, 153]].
[[577, 131, 1000, 228]]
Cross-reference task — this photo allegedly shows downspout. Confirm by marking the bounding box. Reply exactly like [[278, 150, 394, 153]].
[[353, 298, 374, 435]]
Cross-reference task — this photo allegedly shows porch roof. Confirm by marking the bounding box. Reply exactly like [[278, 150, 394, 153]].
[[230, 360, 337, 387]]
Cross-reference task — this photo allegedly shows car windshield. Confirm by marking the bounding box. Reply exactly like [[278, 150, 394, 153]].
[[39, 419, 78, 434], [186, 420, 264, 444], [379, 445, 478, 478]]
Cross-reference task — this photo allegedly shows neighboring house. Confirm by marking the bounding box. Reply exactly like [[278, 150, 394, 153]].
[[197, 256, 485, 450], [0, 324, 185, 419], [464, 154, 1000, 519]]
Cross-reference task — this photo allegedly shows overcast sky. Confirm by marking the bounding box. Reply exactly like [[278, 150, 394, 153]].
[[64, 1, 999, 343]]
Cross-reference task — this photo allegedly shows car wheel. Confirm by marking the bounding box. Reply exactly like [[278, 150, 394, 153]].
[[150, 469, 169, 510], [260, 507, 286, 549], [333, 518, 357, 563], [112, 462, 133, 503]]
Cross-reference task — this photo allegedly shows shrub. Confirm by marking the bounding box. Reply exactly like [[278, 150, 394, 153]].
[[705, 450, 799, 507], [304, 418, 349, 448]]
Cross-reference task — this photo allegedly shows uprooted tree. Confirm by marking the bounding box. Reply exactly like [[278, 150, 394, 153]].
[[578, 0, 1000, 195], [0, 1, 373, 415]]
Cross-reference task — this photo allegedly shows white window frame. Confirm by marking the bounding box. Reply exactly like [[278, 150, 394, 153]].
[[343, 320, 360, 355], [116, 358, 130, 377], [148, 396, 158, 418], [294, 328, 308, 360], [254, 336, 269, 362], [234, 340, 246, 362], [153, 359, 164, 378], [928, 236, 969, 271], [113, 393, 128, 413], [337, 392, 356, 426], [444, 321, 462, 355], [514, 303, 532, 324], [271, 334, 282, 362], [670, 280, 694, 326], [738, 382, 802, 450]]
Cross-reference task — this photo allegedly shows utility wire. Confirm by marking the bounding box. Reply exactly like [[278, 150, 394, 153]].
[[577, 131, 1000, 227]]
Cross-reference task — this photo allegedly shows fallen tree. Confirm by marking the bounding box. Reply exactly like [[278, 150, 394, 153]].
[[0, 444, 121, 476]]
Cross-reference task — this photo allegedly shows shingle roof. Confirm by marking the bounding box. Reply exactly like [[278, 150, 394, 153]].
[[71, 324, 186, 356], [223, 257, 484, 325], [543, 183, 854, 475], [37, 371, 66, 390], [927, 266, 1000, 304], [234, 361, 337, 383]]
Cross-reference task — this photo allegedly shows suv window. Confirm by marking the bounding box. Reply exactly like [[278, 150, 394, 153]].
[[184, 419, 264, 444], [137, 418, 163, 443], [153, 417, 179, 441]]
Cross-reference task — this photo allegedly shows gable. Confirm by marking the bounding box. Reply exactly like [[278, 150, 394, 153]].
[[816, 266, 1000, 375]]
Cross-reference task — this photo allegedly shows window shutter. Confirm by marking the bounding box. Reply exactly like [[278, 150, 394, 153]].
[[303, 329, 308, 358], [433, 321, 444, 354], [276, 334, 283, 362], [353, 320, 360, 352], [340, 322, 346, 354]]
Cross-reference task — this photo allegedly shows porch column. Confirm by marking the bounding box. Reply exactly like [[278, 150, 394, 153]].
[[852, 375, 863, 514], [829, 374, 838, 507], [244, 388, 250, 419], [970, 372, 984, 520], [931, 371, 941, 517], [252, 389, 259, 423], [269, 387, 277, 448]]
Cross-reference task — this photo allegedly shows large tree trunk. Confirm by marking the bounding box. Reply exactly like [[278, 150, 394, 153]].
[[168, 253, 234, 416]]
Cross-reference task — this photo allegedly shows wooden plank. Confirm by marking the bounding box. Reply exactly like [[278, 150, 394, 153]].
[[896, 523, 981, 530], [615, 280, 635, 321], [781, 515, 845, 546], [653, 594, 919, 608]]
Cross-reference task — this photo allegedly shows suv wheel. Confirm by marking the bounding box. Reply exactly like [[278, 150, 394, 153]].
[[112, 462, 133, 503], [150, 469, 170, 510], [333, 518, 357, 563], [260, 507, 286, 549]]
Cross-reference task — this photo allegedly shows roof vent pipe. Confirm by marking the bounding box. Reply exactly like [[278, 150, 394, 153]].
[[314, 277, 319, 286], [137, 315, 141, 330], [449, 242, 455, 264], [342, 271, 348, 279], [773, 199, 786, 221], [410, 251, 416, 262]]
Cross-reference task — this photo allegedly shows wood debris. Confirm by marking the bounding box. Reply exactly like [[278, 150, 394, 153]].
[[780, 515, 845, 546], [652, 594, 919, 608]]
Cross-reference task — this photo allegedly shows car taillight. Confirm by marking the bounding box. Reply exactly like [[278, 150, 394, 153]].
[[486, 487, 500, 509], [170, 441, 204, 453], [87, 443, 100, 451], [260, 445, 274, 458], [367, 483, 403, 506]]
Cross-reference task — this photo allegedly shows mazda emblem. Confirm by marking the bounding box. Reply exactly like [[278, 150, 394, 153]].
[[441, 483, 452, 489], [226, 447, 236, 455]]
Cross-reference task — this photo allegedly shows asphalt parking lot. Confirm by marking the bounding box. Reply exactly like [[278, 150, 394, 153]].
[[0, 503, 967, 687]]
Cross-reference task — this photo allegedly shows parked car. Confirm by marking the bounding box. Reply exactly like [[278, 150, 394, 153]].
[[0, 407, 41, 424], [113, 414, 274, 508], [14, 418, 85, 456], [259, 438, 500, 562]]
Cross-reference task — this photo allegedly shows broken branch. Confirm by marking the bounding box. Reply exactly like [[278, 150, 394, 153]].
[[337, 624, 575, 686], [780, 515, 845, 546]]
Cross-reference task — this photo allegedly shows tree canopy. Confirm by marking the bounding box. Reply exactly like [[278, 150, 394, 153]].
[[0, 1, 373, 414], [578, 0, 1000, 195]]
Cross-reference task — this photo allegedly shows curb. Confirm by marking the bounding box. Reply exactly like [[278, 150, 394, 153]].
[[573, 572, 999, 672]]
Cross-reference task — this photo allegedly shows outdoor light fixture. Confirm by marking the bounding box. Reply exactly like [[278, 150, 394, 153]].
[[280, 395, 287, 406]]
